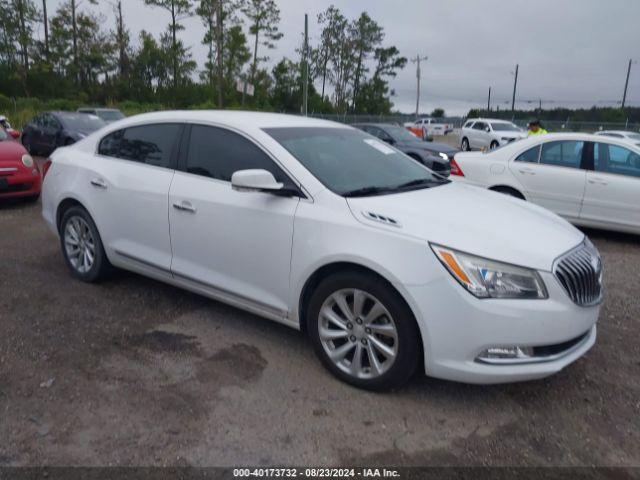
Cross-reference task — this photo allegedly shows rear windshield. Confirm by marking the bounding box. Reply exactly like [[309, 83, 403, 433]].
[[59, 113, 106, 132], [97, 110, 125, 121]]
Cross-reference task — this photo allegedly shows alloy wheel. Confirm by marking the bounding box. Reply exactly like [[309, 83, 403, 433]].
[[64, 216, 96, 274], [318, 288, 398, 380]]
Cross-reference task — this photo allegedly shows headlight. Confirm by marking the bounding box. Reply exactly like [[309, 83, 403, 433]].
[[438, 152, 449, 160], [22, 154, 34, 168], [430, 244, 548, 299]]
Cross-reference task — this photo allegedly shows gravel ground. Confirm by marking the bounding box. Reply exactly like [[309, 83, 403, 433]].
[[0, 170, 639, 467]]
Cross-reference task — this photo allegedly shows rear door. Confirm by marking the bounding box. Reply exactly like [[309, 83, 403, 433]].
[[508, 140, 587, 220], [471, 121, 488, 149], [580, 141, 640, 232], [90, 123, 182, 272], [40, 114, 61, 152], [168, 124, 300, 316]]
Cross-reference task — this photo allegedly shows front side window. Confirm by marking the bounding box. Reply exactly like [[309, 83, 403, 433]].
[[539, 141, 584, 169], [464, 121, 475, 129], [515, 145, 540, 163], [264, 127, 448, 197], [473, 122, 487, 131], [186, 125, 293, 186], [594, 143, 640, 178], [490, 122, 521, 132]]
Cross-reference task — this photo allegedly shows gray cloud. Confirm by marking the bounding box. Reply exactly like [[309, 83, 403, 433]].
[[45, 0, 640, 115]]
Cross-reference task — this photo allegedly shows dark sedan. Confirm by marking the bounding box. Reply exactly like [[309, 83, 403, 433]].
[[21, 111, 106, 156], [353, 123, 458, 176]]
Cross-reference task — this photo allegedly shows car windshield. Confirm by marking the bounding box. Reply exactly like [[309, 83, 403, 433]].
[[58, 113, 106, 132], [96, 110, 125, 121], [490, 122, 521, 132], [382, 125, 422, 142], [264, 127, 449, 197]]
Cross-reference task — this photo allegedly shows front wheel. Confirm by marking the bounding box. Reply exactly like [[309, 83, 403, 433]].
[[490, 140, 500, 150], [60, 206, 112, 282], [307, 271, 420, 391], [461, 137, 470, 151]]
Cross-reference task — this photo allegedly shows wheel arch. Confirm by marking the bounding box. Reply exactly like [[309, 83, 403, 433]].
[[489, 184, 526, 200]]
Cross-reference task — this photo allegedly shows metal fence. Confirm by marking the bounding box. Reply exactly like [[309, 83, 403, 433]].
[[308, 113, 640, 134]]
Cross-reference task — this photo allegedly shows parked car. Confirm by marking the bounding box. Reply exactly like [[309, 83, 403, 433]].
[[353, 123, 458, 175], [460, 119, 527, 151], [451, 132, 640, 235], [42, 111, 600, 390], [77, 107, 125, 124], [0, 115, 21, 139], [0, 125, 41, 201], [353, 123, 451, 176], [595, 130, 640, 148], [22, 111, 107, 156], [407, 117, 453, 139]]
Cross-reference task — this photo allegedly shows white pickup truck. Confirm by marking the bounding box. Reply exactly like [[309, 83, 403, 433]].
[[405, 117, 453, 139]]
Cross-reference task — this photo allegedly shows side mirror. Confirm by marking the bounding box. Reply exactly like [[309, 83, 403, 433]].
[[485, 127, 491, 133], [231, 169, 283, 193], [425, 135, 434, 142]]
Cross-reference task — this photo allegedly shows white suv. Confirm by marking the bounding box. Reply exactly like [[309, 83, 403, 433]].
[[42, 111, 600, 390], [461, 118, 527, 151]]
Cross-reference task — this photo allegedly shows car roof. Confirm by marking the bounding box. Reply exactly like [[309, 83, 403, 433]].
[[494, 132, 640, 151], [352, 123, 398, 128], [466, 118, 514, 123], [110, 110, 345, 130], [78, 107, 121, 112], [597, 130, 638, 135]]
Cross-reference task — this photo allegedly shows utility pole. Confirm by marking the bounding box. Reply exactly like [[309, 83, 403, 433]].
[[411, 54, 428, 118], [216, 0, 224, 108], [487, 86, 491, 114], [511, 64, 519, 114], [42, 0, 49, 60], [302, 13, 309, 116], [622, 59, 634, 109]]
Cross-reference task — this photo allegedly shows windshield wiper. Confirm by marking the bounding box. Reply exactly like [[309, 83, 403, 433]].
[[393, 177, 448, 190], [342, 186, 399, 197]]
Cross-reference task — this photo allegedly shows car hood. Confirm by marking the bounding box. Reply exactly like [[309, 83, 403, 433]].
[[0, 140, 28, 164], [399, 140, 457, 155], [346, 182, 583, 271]]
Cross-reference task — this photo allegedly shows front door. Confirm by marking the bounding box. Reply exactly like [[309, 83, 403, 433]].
[[169, 124, 300, 317], [509, 140, 587, 220], [581, 141, 640, 232]]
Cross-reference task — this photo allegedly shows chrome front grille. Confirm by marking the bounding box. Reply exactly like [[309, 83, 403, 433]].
[[553, 240, 603, 307]]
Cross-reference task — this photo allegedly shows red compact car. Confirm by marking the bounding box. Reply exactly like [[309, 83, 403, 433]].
[[0, 126, 41, 201]]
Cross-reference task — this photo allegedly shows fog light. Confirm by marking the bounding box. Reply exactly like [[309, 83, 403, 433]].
[[477, 346, 534, 360]]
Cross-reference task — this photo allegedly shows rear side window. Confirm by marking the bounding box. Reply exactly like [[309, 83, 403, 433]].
[[539, 141, 584, 169], [185, 125, 292, 185], [463, 121, 474, 129], [515, 146, 540, 163], [98, 124, 180, 168], [594, 143, 640, 178]]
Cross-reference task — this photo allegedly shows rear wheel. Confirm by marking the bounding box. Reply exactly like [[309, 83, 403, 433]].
[[60, 206, 112, 282], [490, 140, 500, 150], [22, 134, 35, 155], [461, 137, 470, 151], [307, 270, 420, 391]]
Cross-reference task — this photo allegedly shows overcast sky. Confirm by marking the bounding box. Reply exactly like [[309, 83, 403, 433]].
[[45, 0, 640, 115]]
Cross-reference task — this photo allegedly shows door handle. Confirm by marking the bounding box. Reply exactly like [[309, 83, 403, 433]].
[[90, 178, 107, 189], [588, 178, 608, 186], [518, 168, 535, 175], [173, 201, 197, 213]]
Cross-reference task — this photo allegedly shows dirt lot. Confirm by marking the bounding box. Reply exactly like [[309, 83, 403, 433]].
[[1, 181, 639, 467]]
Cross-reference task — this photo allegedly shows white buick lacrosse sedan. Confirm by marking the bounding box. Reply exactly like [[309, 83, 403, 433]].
[[42, 111, 601, 390]]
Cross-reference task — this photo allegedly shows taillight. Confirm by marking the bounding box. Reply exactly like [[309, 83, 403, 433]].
[[42, 159, 52, 179], [450, 157, 464, 176]]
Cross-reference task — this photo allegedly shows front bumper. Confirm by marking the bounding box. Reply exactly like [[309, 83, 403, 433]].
[[0, 169, 41, 199], [406, 270, 599, 384]]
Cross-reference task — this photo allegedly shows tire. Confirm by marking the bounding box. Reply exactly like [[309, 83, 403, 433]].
[[461, 137, 470, 151], [490, 140, 500, 150], [59, 206, 112, 282], [22, 134, 35, 155], [307, 270, 421, 391]]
